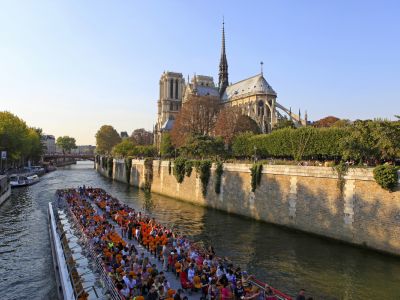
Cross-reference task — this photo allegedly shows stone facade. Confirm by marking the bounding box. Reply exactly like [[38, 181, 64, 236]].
[[153, 23, 308, 147], [96, 159, 400, 256]]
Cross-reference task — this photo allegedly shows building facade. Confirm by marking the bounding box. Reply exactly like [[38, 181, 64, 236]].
[[154, 22, 307, 147], [41, 135, 56, 154]]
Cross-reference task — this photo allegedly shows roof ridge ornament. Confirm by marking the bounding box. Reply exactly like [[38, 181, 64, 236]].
[[260, 61, 264, 76]]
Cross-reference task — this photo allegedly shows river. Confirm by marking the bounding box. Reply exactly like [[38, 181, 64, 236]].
[[0, 161, 399, 300]]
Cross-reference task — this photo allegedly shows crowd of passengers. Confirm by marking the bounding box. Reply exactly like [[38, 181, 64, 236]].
[[58, 187, 312, 300]]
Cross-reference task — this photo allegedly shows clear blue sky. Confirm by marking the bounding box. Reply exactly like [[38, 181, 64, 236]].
[[1, 0, 399, 144]]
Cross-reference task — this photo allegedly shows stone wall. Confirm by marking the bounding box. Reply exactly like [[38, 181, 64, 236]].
[[96, 158, 400, 256]]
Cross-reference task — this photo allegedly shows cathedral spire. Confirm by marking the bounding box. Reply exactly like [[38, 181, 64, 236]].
[[218, 19, 229, 97]]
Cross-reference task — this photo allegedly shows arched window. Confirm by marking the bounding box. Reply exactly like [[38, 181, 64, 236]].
[[170, 79, 174, 99]]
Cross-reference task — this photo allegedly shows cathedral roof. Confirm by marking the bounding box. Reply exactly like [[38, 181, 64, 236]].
[[195, 85, 220, 97], [161, 119, 175, 131], [222, 73, 276, 102]]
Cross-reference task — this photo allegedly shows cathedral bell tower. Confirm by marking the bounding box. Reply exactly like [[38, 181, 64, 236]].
[[218, 20, 229, 97]]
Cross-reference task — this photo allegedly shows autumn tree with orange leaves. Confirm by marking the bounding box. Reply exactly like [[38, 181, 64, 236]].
[[214, 106, 260, 145], [170, 94, 220, 147]]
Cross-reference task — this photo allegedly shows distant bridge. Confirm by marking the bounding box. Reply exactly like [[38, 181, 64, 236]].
[[43, 153, 95, 161]]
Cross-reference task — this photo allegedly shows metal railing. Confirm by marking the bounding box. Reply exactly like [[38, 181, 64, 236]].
[[57, 198, 124, 300]]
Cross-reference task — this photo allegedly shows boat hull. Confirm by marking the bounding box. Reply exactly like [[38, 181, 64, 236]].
[[48, 203, 75, 300]]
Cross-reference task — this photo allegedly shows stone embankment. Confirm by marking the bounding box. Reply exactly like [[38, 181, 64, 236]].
[[96, 157, 400, 256]]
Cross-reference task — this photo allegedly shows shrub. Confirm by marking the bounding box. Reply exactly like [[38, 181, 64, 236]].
[[194, 160, 212, 196], [185, 160, 193, 177], [333, 161, 348, 196], [107, 157, 113, 177], [250, 163, 263, 192], [373, 164, 398, 191], [143, 158, 153, 192], [214, 161, 224, 194], [125, 158, 132, 183], [174, 157, 187, 183]]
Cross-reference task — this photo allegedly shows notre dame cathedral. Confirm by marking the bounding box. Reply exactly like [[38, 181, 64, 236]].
[[154, 22, 307, 147]]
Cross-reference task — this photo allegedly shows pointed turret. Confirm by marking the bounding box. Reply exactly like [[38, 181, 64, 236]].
[[218, 19, 229, 97]]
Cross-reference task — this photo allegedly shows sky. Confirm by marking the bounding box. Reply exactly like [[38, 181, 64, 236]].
[[0, 1, 399, 145]]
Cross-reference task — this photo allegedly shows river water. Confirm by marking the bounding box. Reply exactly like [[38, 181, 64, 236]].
[[0, 161, 399, 300]]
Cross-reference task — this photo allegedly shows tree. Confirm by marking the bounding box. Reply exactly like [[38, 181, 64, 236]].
[[0, 111, 44, 166], [180, 135, 225, 159], [171, 94, 220, 147], [26, 127, 44, 163], [314, 116, 340, 128], [332, 119, 351, 128], [160, 133, 174, 158], [214, 106, 260, 145], [273, 118, 295, 131], [112, 139, 136, 158], [95, 125, 121, 154], [56, 136, 77, 154]]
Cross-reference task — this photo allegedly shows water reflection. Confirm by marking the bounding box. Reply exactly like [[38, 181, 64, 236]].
[[0, 161, 399, 300]]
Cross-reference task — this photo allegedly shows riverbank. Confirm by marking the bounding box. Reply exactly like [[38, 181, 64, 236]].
[[96, 158, 400, 257]]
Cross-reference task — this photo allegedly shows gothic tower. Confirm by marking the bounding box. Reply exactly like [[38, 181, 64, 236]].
[[218, 20, 229, 97]]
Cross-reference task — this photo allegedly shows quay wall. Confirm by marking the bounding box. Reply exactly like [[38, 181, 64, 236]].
[[96, 158, 400, 256]]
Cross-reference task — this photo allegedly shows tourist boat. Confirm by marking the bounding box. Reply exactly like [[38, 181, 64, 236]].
[[52, 187, 293, 300], [48, 199, 123, 300], [0, 175, 11, 206], [9, 174, 40, 188]]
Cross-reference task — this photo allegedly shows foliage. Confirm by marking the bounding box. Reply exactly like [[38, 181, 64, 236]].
[[112, 139, 136, 157], [314, 116, 340, 128], [173, 157, 187, 183], [130, 145, 157, 158], [142, 158, 153, 192], [56, 136, 77, 154], [125, 158, 132, 183], [0, 112, 44, 166], [95, 125, 121, 154], [171, 94, 220, 147], [180, 135, 225, 159], [250, 163, 263, 192], [107, 157, 113, 177], [232, 127, 348, 161], [160, 133, 175, 158], [273, 118, 295, 130], [194, 160, 212, 197], [373, 164, 399, 191], [112, 139, 156, 159], [214, 106, 260, 145], [341, 120, 400, 164], [333, 161, 349, 196], [214, 161, 224, 194], [101, 156, 107, 169], [231, 132, 255, 158], [185, 160, 193, 177]]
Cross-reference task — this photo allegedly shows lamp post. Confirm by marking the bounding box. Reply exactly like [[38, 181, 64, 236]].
[[254, 146, 257, 163]]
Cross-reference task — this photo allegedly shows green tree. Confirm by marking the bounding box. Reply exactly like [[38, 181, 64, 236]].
[[0, 111, 42, 166], [95, 125, 121, 154], [180, 135, 225, 159], [160, 133, 174, 158], [56, 136, 77, 154], [112, 139, 136, 158]]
